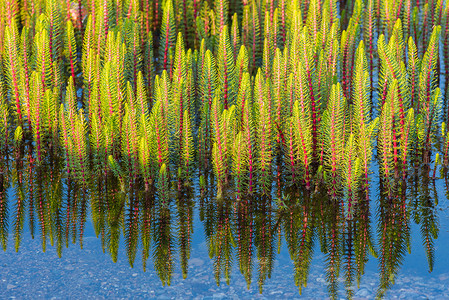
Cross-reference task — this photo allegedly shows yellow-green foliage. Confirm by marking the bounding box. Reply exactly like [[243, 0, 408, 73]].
[[0, 1, 446, 296]]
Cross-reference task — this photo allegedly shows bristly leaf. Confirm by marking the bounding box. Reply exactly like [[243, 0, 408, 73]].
[[216, 25, 237, 109], [180, 109, 194, 180], [214, 0, 228, 33], [159, 0, 176, 71], [321, 83, 347, 197], [407, 37, 420, 110], [253, 71, 273, 193], [291, 99, 313, 190], [418, 26, 441, 115], [45, 0, 63, 62], [242, 96, 256, 194], [242, 1, 261, 73], [378, 99, 395, 196], [235, 46, 249, 90], [65, 20, 78, 83], [172, 32, 186, 81], [232, 131, 248, 199], [230, 13, 241, 61], [363, 0, 376, 91], [211, 97, 226, 196], [4, 19, 23, 126], [343, 134, 361, 220], [352, 41, 379, 183]]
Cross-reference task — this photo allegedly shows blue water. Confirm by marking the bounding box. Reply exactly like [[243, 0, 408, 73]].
[[0, 178, 448, 299]]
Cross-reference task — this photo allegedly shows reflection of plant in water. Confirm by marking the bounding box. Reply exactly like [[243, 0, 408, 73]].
[[176, 190, 194, 279], [0, 96, 9, 251], [153, 203, 175, 286], [376, 181, 410, 299], [235, 196, 254, 289], [354, 187, 376, 290], [254, 195, 275, 293], [324, 196, 342, 299], [213, 199, 234, 285], [411, 166, 439, 272], [276, 188, 315, 295], [12, 126, 25, 252]]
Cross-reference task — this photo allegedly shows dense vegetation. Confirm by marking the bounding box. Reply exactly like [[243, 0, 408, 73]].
[[0, 0, 447, 298]]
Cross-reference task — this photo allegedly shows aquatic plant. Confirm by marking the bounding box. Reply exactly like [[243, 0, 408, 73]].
[[321, 83, 347, 198], [0, 0, 447, 298]]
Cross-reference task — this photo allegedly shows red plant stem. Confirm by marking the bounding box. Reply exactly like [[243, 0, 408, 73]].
[[115, 0, 121, 24], [367, 10, 374, 92], [219, 0, 225, 31], [49, 15, 54, 64], [280, 0, 286, 44], [444, 13, 449, 122], [303, 52, 318, 157], [259, 114, 269, 190], [232, 23, 238, 60], [22, 37, 31, 132], [347, 186, 353, 219], [405, 0, 411, 37], [289, 80, 294, 115], [8, 55, 23, 126], [178, 93, 184, 164], [402, 127, 410, 180], [69, 46, 76, 86], [132, 37, 138, 91], [193, 0, 198, 18], [242, 7, 248, 46], [244, 116, 254, 193], [236, 167, 242, 200], [78, 0, 83, 29], [155, 118, 164, 168], [410, 63, 417, 108], [342, 43, 348, 99], [90, 0, 96, 27], [213, 106, 226, 185], [392, 125, 398, 176], [287, 125, 296, 182], [272, 13, 278, 51], [223, 58, 229, 109], [154, 0, 159, 31], [303, 144, 311, 190], [298, 207, 309, 264], [163, 18, 171, 71], [251, 13, 257, 72], [36, 115, 42, 163], [143, 0, 150, 36], [103, 0, 109, 37], [127, 0, 134, 18]]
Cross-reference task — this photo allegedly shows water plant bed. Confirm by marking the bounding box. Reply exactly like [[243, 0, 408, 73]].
[[1, 0, 449, 298]]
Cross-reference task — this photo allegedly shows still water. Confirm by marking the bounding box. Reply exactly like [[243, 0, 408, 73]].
[[0, 167, 448, 299]]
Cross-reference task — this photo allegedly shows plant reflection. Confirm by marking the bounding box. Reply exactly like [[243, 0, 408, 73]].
[[0, 152, 444, 299]]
